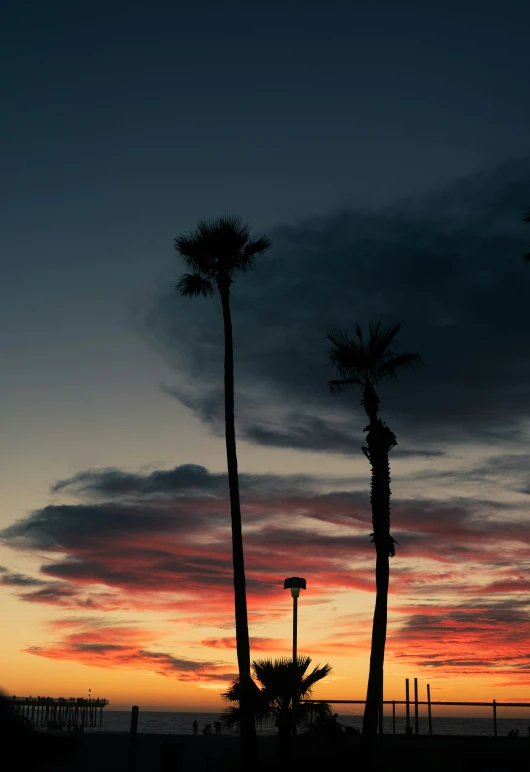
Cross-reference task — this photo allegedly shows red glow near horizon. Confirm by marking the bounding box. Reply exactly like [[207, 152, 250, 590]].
[[2, 470, 529, 693]]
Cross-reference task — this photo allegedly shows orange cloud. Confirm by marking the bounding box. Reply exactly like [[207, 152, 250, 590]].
[[23, 619, 237, 684]]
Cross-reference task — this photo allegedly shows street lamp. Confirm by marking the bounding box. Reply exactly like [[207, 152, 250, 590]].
[[283, 577, 306, 662]]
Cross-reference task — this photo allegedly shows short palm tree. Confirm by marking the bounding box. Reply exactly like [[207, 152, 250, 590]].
[[327, 322, 422, 739], [221, 656, 332, 757], [175, 216, 271, 767], [523, 209, 530, 262]]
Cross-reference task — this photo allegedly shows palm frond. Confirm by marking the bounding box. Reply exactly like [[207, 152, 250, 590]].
[[176, 273, 214, 297], [252, 658, 287, 692], [208, 215, 249, 243], [220, 678, 241, 704], [219, 704, 243, 729], [327, 322, 421, 392], [300, 662, 332, 695], [369, 321, 402, 359], [302, 701, 333, 721], [252, 656, 331, 700], [377, 351, 423, 381], [326, 329, 353, 351], [220, 702, 273, 729], [220, 656, 332, 731], [220, 676, 271, 727], [328, 377, 363, 393], [174, 234, 211, 273], [238, 235, 273, 271], [326, 330, 364, 378], [200, 215, 250, 262], [174, 216, 249, 271], [174, 216, 270, 277]]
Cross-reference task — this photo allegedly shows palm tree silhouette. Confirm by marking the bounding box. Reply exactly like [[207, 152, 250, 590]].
[[175, 216, 271, 767], [327, 322, 422, 740], [221, 656, 332, 758], [523, 209, 530, 262]]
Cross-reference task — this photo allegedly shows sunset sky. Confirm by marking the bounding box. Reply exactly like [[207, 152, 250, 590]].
[[2, 0, 530, 716]]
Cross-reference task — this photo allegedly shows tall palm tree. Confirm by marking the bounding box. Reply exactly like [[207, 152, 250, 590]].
[[176, 216, 271, 768], [221, 656, 332, 758], [327, 322, 422, 739], [523, 209, 530, 262]]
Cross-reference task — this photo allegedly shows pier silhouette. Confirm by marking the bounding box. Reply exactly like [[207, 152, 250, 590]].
[[4, 695, 109, 729]]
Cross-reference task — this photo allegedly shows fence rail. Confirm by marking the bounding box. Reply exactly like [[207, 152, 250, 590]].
[[303, 678, 530, 738]]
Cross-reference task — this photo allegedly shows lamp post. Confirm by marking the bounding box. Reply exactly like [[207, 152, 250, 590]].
[[283, 577, 306, 662], [284, 577, 306, 738]]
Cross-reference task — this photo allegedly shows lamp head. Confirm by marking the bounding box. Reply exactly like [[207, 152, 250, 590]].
[[283, 577, 306, 598]]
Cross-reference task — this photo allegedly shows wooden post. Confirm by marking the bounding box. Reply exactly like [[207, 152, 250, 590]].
[[414, 678, 419, 735], [392, 701, 396, 735], [405, 678, 410, 734], [427, 683, 432, 736], [128, 705, 139, 772], [493, 699, 497, 738]]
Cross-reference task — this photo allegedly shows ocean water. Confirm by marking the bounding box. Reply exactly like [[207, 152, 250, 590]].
[[90, 711, 530, 738]]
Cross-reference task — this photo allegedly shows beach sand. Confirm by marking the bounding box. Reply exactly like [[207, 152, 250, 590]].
[[40, 731, 530, 772], [43, 732, 277, 771]]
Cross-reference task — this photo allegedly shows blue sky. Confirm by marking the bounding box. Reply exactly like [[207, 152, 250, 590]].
[[2, 0, 529, 487]]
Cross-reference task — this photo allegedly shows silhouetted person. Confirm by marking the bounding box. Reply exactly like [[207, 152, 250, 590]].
[[192, 720, 198, 736], [203, 723, 212, 735], [214, 721, 221, 736]]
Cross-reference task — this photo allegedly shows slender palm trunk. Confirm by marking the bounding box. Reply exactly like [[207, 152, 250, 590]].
[[363, 546, 389, 736], [362, 418, 396, 741], [219, 283, 258, 769]]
